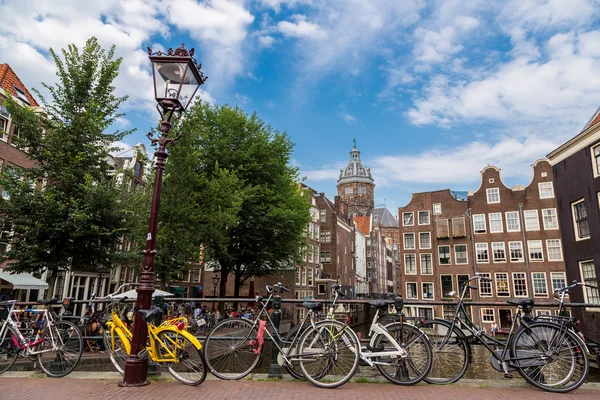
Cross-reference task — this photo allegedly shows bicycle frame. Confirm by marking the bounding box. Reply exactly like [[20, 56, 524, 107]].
[[0, 301, 59, 356]]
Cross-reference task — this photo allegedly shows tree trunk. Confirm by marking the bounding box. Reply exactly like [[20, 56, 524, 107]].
[[218, 269, 228, 314], [232, 271, 242, 311], [45, 267, 59, 300]]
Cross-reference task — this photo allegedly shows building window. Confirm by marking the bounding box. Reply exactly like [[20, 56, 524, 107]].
[[438, 246, 451, 265], [192, 269, 201, 283], [593, 144, 600, 177], [420, 254, 433, 275], [473, 214, 486, 233], [308, 267, 314, 286], [528, 240, 544, 261], [452, 217, 466, 237], [320, 251, 331, 263], [457, 275, 471, 299], [308, 245, 314, 263], [403, 233, 415, 250], [551, 272, 567, 294], [422, 282, 434, 300], [532, 272, 548, 297], [492, 242, 506, 262], [496, 273, 510, 296], [404, 254, 416, 275], [134, 161, 142, 177], [440, 275, 454, 298], [436, 219, 449, 238], [489, 213, 503, 233], [418, 210, 430, 225], [571, 199, 590, 240], [317, 284, 326, 295], [344, 186, 353, 195], [320, 230, 331, 243], [433, 203, 442, 215], [538, 182, 554, 199], [0, 114, 8, 142], [546, 239, 563, 261], [580, 261, 600, 306], [479, 273, 493, 297], [542, 208, 559, 230], [0, 223, 11, 254], [454, 244, 468, 264], [406, 282, 418, 299], [486, 188, 500, 203], [403, 212, 414, 226], [357, 185, 366, 194], [512, 272, 528, 297], [476, 243, 489, 262], [505, 211, 520, 232], [419, 232, 431, 249], [481, 308, 495, 323], [1, 165, 18, 200], [509, 241, 523, 262], [524, 210, 540, 231], [319, 209, 327, 223], [13, 86, 30, 105]]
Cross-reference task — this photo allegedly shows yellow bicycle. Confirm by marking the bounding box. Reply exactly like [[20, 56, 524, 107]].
[[99, 284, 206, 385]]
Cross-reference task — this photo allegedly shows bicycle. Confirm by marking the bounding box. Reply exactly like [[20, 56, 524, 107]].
[[420, 274, 589, 393], [203, 282, 358, 387], [99, 284, 207, 385], [0, 298, 83, 377], [296, 290, 432, 388], [542, 280, 600, 368]]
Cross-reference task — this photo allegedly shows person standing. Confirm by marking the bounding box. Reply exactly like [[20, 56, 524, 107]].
[[491, 322, 499, 337]]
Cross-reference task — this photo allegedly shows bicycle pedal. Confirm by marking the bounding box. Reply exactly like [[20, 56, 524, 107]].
[[504, 373, 513, 379]]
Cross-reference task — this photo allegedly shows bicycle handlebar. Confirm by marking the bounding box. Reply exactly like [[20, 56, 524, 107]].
[[554, 280, 598, 294]]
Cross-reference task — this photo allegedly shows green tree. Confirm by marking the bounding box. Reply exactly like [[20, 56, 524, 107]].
[[0, 37, 134, 297], [178, 102, 310, 300]]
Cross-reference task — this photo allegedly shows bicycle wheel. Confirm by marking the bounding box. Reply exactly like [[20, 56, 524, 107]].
[[157, 331, 207, 385], [282, 324, 306, 379], [419, 319, 470, 384], [0, 326, 19, 374], [105, 328, 128, 374], [512, 322, 588, 393], [204, 318, 261, 380], [297, 320, 360, 389], [372, 322, 432, 385], [37, 320, 83, 377]]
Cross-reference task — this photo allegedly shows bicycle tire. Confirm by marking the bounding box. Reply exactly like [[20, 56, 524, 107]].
[[157, 331, 207, 385], [282, 324, 306, 379], [297, 319, 360, 389], [105, 328, 128, 375], [204, 318, 261, 380], [0, 325, 19, 374], [37, 320, 83, 377], [512, 321, 589, 393], [373, 322, 433, 385], [419, 319, 470, 384]]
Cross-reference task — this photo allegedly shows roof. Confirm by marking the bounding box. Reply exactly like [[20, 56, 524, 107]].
[[337, 141, 375, 186], [0, 272, 48, 290], [0, 64, 39, 107], [582, 105, 600, 131], [371, 208, 398, 227], [354, 215, 371, 235]]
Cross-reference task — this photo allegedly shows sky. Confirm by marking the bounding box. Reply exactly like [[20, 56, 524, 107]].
[[1, 0, 600, 215]]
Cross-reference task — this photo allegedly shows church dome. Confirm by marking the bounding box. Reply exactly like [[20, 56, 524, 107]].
[[337, 141, 375, 186]]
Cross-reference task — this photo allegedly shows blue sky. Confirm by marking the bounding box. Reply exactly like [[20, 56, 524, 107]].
[[2, 0, 600, 214]]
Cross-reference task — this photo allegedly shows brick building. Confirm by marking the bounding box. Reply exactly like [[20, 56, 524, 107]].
[[547, 109, 600, 342], [398, 161, 568, 329], [336, 141, 375, 216]]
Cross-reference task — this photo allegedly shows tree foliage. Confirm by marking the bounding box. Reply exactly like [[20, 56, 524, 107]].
[[0, 37, 135, 297]]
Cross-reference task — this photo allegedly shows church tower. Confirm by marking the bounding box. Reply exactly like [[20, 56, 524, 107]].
[[336, 140, 375, 216]]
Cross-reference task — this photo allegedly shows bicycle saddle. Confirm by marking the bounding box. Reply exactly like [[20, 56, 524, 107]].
[[138, 306, 163, 322], [302, 301, 322, 310], [506, 298, 534, 308], [38, 298, 58, 305], [368, 300, 389, 309]]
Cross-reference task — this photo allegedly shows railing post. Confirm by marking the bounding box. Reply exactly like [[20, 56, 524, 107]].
[[268, 294, 282, 379], [394, 295, 410, 381]]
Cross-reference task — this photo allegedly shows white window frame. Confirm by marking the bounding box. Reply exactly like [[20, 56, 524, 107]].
[[419, 232, 431, 249], [481, 308, 495, 323], [542, 208, 559, 230], [473, 214, 486, 234], [545, 239, 563, 261], [489, 212, 503, 233], [403, 233, 415, 250], [479, 273, 493, 297], [438, 245, 451, 265], [592, 143, 600, 178], [551, 272, 567, 295], [433, 203, 442, 215], [402, 212, 414, 226], [508, 241, 523, 262], [492, 242, 506, 263], [527, 240, 544, 262], [418, 210, 430, 225], [440, 274, 454, 298], [571, 198, 590, 241], [524, 210, 540, 231], [538, 182, 554, 199], [486, 188, 500, 204], [512, 272, 528, 298], [579, 260, 600, 309], [405, 282, 418, 299], [505, 211, 520, 232], [454, 244, 468, 265], [476, 242, 489, 263], [421, 282, 434, 300], [420, 253, 433, 275], [404, 254, 417, 275], [532, 272, 549, 297], [495, 272, 510, 297]]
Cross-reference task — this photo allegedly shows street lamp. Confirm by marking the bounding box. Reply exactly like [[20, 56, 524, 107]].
[[121, 44, 207, 387], [212, 274, 220, 311]]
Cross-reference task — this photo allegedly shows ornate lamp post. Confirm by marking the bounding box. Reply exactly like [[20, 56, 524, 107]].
[[120, 44, 207, 387], [212, 274, 220, 311]]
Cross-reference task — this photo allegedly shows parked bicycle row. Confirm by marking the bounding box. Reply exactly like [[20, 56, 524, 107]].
[[0, 276, 597, 394]]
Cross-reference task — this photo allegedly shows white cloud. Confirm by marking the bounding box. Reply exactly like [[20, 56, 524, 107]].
[[258, 35, 276, 48], [339, 112, 357, 123], [110, 141, 134, 156], [235, 93, 251, 105], [301, 168, 340, 181], [265, 100, 275, 110], [258, 0, 314, 13], [277, 15, 326, 39]]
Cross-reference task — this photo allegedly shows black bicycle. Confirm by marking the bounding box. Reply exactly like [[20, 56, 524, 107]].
[[420, 274, 589, 393]]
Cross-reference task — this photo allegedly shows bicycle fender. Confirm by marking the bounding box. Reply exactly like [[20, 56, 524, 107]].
[[156, 326, 203, 350], [114, 328, 131, 355]]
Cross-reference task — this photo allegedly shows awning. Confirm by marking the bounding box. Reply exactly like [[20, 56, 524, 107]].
[[170, 286, 185, 294], [0, 272, 49, 290]]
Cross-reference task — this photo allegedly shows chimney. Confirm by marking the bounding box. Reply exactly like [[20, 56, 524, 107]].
[[334, 196, 341, 215]]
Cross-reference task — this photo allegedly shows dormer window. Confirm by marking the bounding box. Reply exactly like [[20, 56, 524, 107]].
[[13, 86, 30, 105], [134, 161, 142, 177]]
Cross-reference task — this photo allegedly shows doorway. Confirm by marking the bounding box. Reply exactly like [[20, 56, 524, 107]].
[[499, 309, 512, 329]]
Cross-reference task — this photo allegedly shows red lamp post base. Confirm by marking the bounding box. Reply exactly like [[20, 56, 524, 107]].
[[119, 355, 150, 387]]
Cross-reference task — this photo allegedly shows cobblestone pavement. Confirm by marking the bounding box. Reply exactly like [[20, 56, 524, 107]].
[[1, 375, 599, 400]]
